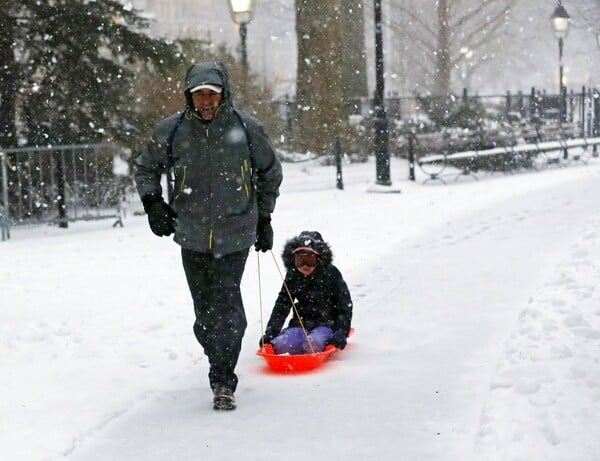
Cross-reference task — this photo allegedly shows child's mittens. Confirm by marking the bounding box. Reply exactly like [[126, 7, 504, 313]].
[[259, 333, 275, 347], [328, 330, 347, 349]]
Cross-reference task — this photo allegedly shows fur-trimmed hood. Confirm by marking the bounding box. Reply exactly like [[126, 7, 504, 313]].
[[281, 231, 333, 270]]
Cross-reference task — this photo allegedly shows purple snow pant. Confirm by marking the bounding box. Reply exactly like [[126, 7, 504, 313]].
[[271, 326, 333, 355]]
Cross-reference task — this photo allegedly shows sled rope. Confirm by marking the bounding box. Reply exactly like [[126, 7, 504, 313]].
[[269, 250, 315, 354], [257, 252, 266, 346]]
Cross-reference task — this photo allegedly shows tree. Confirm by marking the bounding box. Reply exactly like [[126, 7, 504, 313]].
[[384, 0, 516, 95], [0, 0, 174, 150], [294, 0, 350, 155]]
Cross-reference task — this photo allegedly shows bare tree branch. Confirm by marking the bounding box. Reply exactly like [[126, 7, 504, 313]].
[[385, 1, 438, 40]]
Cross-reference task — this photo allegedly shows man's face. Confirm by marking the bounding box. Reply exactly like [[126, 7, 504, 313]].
[[191, 89, 223, 121]]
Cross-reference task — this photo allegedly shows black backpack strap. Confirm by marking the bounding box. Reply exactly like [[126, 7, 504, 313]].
[[232, 108, 255, 171], [166, 112, 185, 204]]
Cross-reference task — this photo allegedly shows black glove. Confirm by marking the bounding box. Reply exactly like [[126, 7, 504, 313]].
[[259, 333, 275, 347], [328, 330, 347, 350], [255, 216, 273, 252], [142, 194, 177, 237]]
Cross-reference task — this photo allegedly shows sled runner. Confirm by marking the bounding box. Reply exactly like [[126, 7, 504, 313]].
[[257, 328, 354, 373]]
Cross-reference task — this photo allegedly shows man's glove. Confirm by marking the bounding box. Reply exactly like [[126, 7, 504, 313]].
[[142, 194, 177, 237], [328, 330, 347, 350], [255, 216, 273, 252]]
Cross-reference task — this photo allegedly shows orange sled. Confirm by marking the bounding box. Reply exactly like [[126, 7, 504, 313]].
[[256, 328, 354, 373]]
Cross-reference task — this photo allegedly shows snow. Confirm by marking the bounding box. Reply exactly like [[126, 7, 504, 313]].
[[2, 155, 600, 460]]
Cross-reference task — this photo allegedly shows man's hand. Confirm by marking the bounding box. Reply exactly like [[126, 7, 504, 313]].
[[255, 216, 273, 252], [142, 194, 177, 237]]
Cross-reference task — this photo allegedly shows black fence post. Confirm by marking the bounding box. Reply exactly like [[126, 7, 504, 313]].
[[1, 152, 10, 240], [408, 131, 415, 181], [587, 88, 593, 138], [568, 89, 574, 123], [530, 87, 538, 120], [594, 90, 600, 157], [285, 94, 294, 145], [55, 151, 68, 228], [335, 137, 343, 190], [581, 86, 586, 138], [517, 91, 524, 118]]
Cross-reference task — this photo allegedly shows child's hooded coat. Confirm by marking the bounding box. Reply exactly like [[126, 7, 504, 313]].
[[264, 231, 353, 340]]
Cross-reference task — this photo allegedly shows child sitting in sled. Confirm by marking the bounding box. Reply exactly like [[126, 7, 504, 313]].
[[260, 231, 353, 355]]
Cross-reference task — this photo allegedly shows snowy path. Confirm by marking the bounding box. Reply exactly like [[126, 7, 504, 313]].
[[63, 172, 600, 460], [3, 158, 600, 460], [475, 211, 600, 460]]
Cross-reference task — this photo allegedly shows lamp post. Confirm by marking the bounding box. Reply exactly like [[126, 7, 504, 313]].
[[227, 0, 254, 102], [595, 32, 600, 156], [550, 1, 570, 123], [372, 0, 391, 186], [459, 46, 473, 92]]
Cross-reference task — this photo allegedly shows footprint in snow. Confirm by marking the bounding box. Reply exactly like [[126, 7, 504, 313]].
[[529, 392, 555, 408], [514, 377, 541, 395], [585, 371, 600, 389], [570, 248, 590, 259], [570, 327, 600, 339], [542, 319, 559, 334], [490, 374, 513, 390], [549, 344, 572, 359], [539, 421, 561, 446], [562, 313, 589, 328]]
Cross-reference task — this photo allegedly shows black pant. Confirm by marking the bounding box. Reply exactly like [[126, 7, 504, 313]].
[[181, 248, 249, 392]]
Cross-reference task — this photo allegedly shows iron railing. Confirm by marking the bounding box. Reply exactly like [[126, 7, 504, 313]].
[[1, 143, 128, 240]]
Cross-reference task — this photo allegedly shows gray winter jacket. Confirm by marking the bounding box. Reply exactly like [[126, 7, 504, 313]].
[[134, 61, 282, 256]]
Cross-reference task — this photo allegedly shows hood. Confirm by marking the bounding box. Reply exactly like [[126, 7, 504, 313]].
[[184, 61, 232, 109], [282, 231, 333, 270]]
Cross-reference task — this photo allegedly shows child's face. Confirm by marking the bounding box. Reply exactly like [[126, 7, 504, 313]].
[[294, 251, 318, 277]]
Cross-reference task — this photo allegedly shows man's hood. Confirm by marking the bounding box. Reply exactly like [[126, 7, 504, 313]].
[[184, 61, 232, 109]]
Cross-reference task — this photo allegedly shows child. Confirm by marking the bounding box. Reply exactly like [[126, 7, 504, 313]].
[[260, 231, 353, 355]]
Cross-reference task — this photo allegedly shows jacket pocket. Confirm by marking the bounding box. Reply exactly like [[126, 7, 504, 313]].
[[221, 159, 253, 216], [240, 159, 251, 198], [173, 165, 188, 201]]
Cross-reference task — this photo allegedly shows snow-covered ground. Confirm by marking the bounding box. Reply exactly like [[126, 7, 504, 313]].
[[2, 155, 600, 460]]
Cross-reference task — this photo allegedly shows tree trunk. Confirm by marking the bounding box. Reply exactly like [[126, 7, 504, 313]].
[[434, 0, 451, 95], [341, 0, 368, 102], [295, 0, 348, 155]]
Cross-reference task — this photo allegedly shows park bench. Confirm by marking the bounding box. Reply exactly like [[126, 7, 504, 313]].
[[417, 135, 600, 184]]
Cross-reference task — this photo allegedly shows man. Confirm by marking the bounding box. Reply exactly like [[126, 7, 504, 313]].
[[134, 61, 282, 411]]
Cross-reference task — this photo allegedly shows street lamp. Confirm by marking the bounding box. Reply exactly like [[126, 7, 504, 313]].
[[227, 0, 254, 75], [372, 0, 392, 187], [550, 1, 570, 123]]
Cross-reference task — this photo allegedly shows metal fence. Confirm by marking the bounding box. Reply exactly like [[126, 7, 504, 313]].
[[269, 87, 600, 142], [1, 143, 128, 241]]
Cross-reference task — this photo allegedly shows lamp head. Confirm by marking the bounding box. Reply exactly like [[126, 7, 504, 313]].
[[228, 0, 254, 25], [550, 2, 570, 39]]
